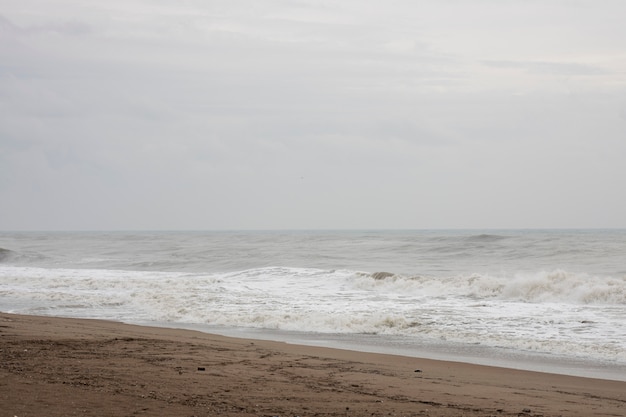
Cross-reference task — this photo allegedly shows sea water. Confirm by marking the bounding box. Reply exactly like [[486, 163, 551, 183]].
[[1, 230, 625, 380]]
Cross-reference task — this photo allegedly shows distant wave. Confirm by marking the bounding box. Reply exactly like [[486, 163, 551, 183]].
[[0, 248, 13, 262], [465, 234, 509, 242]]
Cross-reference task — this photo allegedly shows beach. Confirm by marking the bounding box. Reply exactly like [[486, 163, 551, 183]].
[[1, 313, 624, 417]]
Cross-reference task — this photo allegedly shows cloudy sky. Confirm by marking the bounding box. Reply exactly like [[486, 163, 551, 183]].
[[2, 0, 625, 230]]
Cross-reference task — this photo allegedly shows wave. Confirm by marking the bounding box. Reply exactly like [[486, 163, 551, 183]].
[[0, 248, 14, 262], [0, 247, 49, 265], [370, 271, 396, 280], [360, 269, 626, 305], [465, 234, 509, 242]]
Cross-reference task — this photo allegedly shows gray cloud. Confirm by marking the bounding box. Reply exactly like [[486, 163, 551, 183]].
[[482, 60, 609, 76], [1, 1, 626, 230]]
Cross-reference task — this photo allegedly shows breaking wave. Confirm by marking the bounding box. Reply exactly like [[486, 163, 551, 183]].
[[361, 269, 626, 305]]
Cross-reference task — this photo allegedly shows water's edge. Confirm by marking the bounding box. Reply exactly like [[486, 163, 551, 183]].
[[141, 321, 626, 382]]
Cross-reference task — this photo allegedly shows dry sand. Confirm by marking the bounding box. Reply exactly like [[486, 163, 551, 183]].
[[1, 313, 624, 417]]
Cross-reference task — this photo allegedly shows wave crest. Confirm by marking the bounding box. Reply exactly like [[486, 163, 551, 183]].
[[370, 271, 396, 280], [465, 234, 509, 242], [358, 269, 626, 305], [500, 270, 626, 304]]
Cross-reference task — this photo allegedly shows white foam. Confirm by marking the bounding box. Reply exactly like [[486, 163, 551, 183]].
[[1, 265, 625, 364]]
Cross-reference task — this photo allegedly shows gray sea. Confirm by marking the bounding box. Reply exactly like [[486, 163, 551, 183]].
[[1, 229, 625, 380]]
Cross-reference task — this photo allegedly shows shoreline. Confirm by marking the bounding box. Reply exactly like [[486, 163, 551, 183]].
[[147, 321, 626, 382], [2, 313, 625, 416]]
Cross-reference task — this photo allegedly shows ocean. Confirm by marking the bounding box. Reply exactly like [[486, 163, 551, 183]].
[[1, 230, 625, 380]]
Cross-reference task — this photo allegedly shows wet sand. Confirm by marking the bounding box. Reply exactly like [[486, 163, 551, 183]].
[[1, 313, 624, 416]]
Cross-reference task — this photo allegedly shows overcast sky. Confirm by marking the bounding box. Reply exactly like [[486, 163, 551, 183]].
[[1, 0, 625, 230]]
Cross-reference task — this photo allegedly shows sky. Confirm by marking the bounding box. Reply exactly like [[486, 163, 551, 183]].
[[1, 0, 626, 230]]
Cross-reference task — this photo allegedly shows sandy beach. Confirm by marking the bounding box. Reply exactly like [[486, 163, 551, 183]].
[[1, 313, 624, 417]]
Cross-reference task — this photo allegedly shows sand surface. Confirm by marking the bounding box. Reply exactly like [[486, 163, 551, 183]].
[[1, 313, 624, 417]]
